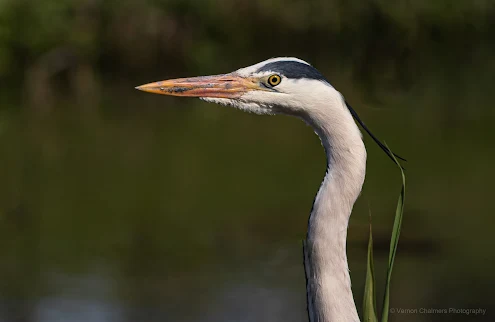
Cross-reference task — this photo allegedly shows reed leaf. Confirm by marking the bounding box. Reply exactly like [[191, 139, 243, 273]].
[[363, 214, 378, 322], [380, 144, 406, 322]]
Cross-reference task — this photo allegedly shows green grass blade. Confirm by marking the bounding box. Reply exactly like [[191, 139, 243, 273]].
[[380, 144, 406, 322], [363, 213, 378, 322]]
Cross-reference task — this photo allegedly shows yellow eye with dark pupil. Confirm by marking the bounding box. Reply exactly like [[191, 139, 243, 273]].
[[268, 74, 281, 86]]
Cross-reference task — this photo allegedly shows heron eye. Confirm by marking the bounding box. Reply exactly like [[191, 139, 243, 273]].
[[268, 74, 281, 86]]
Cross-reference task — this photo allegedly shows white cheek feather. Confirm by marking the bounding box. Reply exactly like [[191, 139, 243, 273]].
[[200, 97, 275, 115], [236, 78, 336, 116]]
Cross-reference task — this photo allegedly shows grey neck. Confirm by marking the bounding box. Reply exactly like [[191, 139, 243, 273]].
[[302, 97, 367, 322]]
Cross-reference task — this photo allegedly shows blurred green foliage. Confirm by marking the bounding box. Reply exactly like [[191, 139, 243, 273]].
[[0, 0, 494, 83]]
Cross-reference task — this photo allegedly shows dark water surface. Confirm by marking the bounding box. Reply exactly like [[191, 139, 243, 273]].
[[1, 55, 494, 322]]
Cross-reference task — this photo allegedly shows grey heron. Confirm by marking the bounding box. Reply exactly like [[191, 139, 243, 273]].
[[136, 57, 402, 322]]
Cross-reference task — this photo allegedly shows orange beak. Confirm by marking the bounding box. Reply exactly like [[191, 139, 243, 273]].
[[135, 73, 260, 99]]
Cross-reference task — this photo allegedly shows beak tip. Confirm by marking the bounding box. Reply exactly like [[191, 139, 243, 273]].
[[135, 86, 143, 91]]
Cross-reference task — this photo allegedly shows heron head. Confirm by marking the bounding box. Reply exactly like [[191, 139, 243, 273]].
[[136, 57, 338, 116]]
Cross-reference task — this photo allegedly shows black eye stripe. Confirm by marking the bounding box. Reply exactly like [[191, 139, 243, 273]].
[[257, 61, 328, 82]]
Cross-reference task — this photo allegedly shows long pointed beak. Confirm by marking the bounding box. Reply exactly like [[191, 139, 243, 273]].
[[135, 73, 259, 99]]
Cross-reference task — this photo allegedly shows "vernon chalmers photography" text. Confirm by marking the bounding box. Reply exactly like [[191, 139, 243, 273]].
[[390, 307, 486, 315]]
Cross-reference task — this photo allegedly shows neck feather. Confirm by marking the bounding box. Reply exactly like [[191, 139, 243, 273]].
[[302, 92, 366, 322]]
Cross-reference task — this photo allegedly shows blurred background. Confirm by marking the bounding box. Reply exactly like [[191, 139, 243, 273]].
[[0, 0, 494, 321]]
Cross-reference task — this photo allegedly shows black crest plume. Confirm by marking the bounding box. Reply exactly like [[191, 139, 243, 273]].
[[345, 100, 406, 166]]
